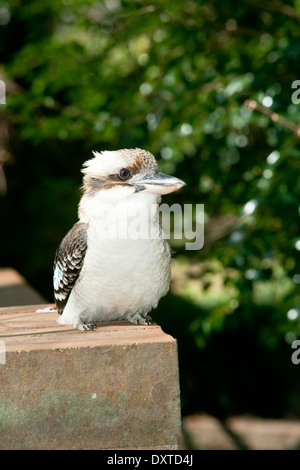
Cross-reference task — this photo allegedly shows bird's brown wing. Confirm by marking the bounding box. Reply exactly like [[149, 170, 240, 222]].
[[53, 222, 89, 314]]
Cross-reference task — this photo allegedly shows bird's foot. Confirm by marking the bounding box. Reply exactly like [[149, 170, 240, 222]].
[[126, 312, 154, 326], [74, 317, 97, 331], [145, 315, 154, 325], [81, 323, 97, 331]]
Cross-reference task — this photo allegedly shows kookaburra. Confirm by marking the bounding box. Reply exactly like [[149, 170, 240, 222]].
[[53, 148, 185, 330]]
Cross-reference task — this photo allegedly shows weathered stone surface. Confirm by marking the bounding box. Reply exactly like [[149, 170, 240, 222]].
[[0, 305, 181, 450]]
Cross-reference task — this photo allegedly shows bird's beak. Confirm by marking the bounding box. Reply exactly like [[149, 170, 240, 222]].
[[133, 171, 186, 195]]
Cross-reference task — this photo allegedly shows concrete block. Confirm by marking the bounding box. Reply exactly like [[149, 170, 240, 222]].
[[0, 305, 182, 450]]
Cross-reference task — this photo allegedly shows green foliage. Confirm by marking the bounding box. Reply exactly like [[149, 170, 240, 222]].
[[1, 0, 300, 417]]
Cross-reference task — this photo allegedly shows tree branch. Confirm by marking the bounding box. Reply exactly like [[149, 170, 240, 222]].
[[244, 99, 300, 137]]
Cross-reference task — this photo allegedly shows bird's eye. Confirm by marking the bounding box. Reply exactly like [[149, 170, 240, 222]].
[[119, 168, 132, 180]]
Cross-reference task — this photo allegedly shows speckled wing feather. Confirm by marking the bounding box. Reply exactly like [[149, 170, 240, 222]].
[[53, 222, 89, 314]]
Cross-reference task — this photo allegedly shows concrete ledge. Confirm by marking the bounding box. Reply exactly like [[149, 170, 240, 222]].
[[0, 305, 182, 450], [183, 414, 300, 450], [0, 268, 46, 307]]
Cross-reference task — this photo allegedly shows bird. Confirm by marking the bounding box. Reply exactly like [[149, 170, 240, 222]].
[[53, 148, 185, 331]]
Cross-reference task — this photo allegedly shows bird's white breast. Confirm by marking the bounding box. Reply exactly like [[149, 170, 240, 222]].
[[59, 194, 171, 324]]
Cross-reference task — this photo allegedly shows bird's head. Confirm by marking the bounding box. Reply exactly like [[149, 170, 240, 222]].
[[81, 148, 185, 203]]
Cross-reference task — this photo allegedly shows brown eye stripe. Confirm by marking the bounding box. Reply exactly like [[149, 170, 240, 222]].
[[83, 173, 133, 195]]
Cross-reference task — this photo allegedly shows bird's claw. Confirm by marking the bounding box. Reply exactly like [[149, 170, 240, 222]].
[[82, 323, 96, 331], [145, 315, 154, 325], [126, 312, 154, 326], [74, 317, 97, 331]]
